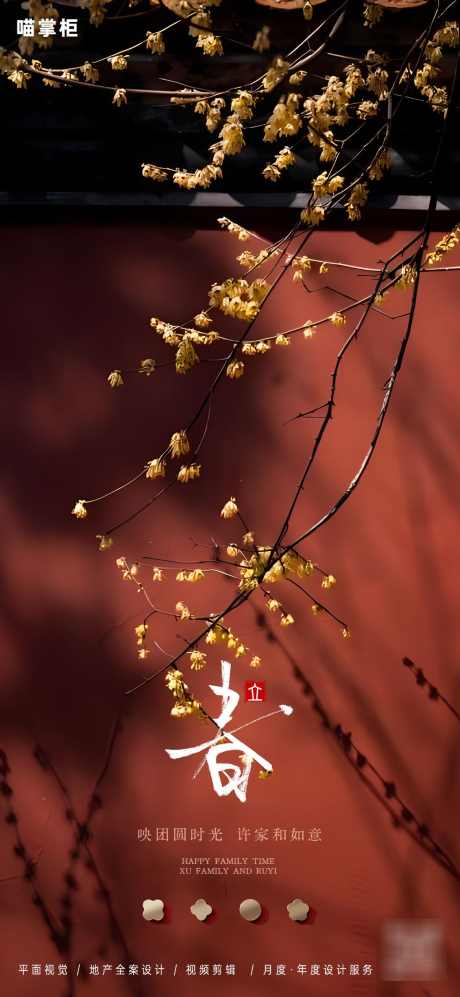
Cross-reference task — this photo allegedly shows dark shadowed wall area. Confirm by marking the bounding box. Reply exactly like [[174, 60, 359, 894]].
[[1, 214, 459, 997]]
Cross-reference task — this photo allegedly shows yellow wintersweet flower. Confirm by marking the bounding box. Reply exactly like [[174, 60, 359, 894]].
[[170, 430, 190, 458], [321, 574, 336, 589], [81, 62, 99, 83], [97, 534, 113, 551], [175, 337, 200, 374], [146, 458, 166, 480], [8, 70, 31, 89], [330, 312, 346, 327], [280, 613, 294, 627], [189, 650, 207, 670], [226, 361, 245, 379], [135, 623, 148, 644], [72, 500, 87, 519], [146, 31, 165, 54], [112, 89, 127, 107], [220, 116, 244, 155], [108, 55, 128, 70], [177, 464, 201, 483], [217, 217, 250, 241], [300, 204, 326, 226], [176, 601, 191, 621], [152, 567, 163, 582], [250, 656, 262, 668], [138, 358, 155, 376], [253, 25, 270, 54], [107, 370, 124, 388], [196, 33, 223, 57], [194, 311, 212, 329], [221, 497, 238, 519], [142, 164, 168, 181], [231, 90, 255, 121]]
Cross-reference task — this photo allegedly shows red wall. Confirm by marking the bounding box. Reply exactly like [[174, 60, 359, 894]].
[[1, 216, 459, 996]]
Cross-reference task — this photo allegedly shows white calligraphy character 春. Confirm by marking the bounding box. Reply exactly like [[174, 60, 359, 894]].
[[165, 660, 293, 803]]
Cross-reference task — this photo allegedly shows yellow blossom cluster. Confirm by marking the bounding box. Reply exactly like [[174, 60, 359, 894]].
[[345, 183, 368, 222], [108, 55, 128, 71], [172, 163, 223, 190], [165, 669, 203, 718], [292, 256, 312, 279], [220, 497, 238, 519], [264, 94, 302, 142], [142, 164, 168, 181], [116, 556, 141, 584], [135, 622, 149, 659], [175, 336, 200, 374], [196, 32, 223, 57], [368, 149, 391, 181], [266, 596, 295, 628], [176, 569, 205, 582], [412, 21, 459, 117], [237, 248, 271, 269], [312, 172, 344, 198], [241, 340, 270, 356], [231, 90, 255, 121], [176, 600, 191, 621], [177, 463, 201, 483], [226, 360, 245, 379], [253, 25, 270, 54], [262, 57, 290, 93], [263, 147, 296, 183], [146, 31, 165, 55], [144, 429, 192, 486], [209, 278, 270, 320], [367, 67, 388, 99], [107, 370, 123, 388], [81, 62, 99, 83], [219, 115, 245, 155], [357, 100, 377, 120], [237, 547, 315, 593], [205, 621, 247, 659], [72, 499, 88, 519], [300, 204, 325, 227], [113, 89, 127, 107], [97, 534, 113, 551], [170, 429, 190, 458], [8, 68, 31, 89], [395, 264, 417, 290], [217, 217, 251, 241], [86, 0, 109, 26], [189, 649, 207, 670], [195, 97, 226, 133], [363, 4, 383, 29], [145, 457, 166, 481], [194, 311, 212, 328], [425, 224, 460, 266]]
